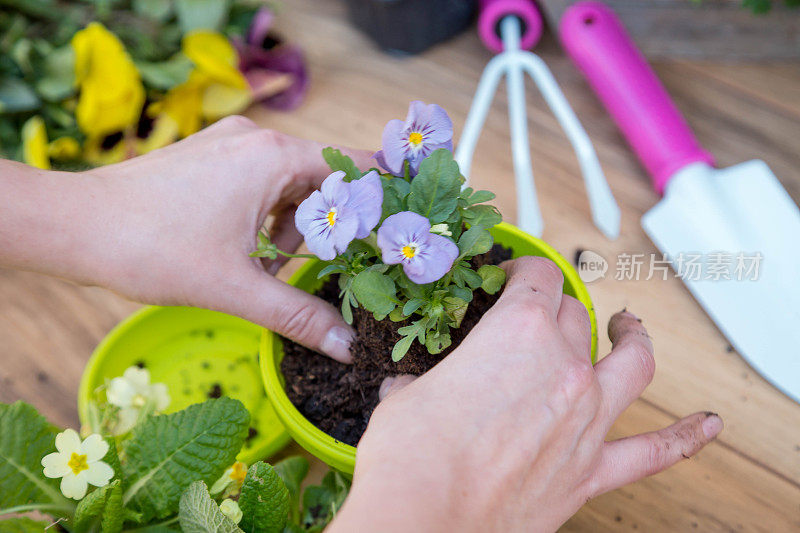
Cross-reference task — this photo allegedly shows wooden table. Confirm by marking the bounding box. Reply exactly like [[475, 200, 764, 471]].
[[2, 1, 799, 530]]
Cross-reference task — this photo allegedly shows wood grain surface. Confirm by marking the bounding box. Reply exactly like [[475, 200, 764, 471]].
[[2, 1, 799, 530]]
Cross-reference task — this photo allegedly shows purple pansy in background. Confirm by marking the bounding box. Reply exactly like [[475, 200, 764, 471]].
[[295, 170, 383, 260], [374, 101, 453, 177], [377, 211, 458, 284], [236, 7, 309, 110]]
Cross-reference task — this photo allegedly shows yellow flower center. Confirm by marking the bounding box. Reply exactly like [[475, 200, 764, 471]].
[[68, 453, 89, 475], [408, 132, 423, 145], [230, 462, 247, 484], [326, 208, 337, 227], [402, 245, 417, 259], [132, 393, 147, 408]]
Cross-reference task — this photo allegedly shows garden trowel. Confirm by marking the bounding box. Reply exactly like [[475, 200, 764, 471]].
[[560, 2, 800, 403]]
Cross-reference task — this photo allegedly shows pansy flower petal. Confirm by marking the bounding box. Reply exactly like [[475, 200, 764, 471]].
[[419, 104, 453, 145], [347, 171, 383, 238], [412, 233, 458, 284], [320, 171, 349, 205], [380, 119, 408, 175]]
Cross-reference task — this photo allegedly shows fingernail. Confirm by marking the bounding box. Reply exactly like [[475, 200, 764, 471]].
[[320, 327, 354, 364], [379, 377, 395, 400], [702, 414, 723, 439]]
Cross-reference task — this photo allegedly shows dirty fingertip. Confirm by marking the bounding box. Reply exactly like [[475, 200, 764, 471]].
[[320, 326, 354, 364]]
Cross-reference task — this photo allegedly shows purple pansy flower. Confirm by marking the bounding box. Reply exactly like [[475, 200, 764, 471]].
[[374, 101, 453, 177], [377, 211, 458, 284], [295, 170, 383, 260]]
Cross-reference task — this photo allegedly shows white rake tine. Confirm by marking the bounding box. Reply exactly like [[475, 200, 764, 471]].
[[501, 15, 543, 237], [455, 53, 506, 187], [520, 54, 620, 239]]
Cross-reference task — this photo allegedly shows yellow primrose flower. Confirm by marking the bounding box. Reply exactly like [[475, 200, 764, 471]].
[[21, 115, 50, 169], [72, 22, 145, 138], [41, 429, 114, 500], [210, 460, 248, 495], [149, 31, 250, 138], [106, 366, 170, 435], [48, 137, 81, 160]]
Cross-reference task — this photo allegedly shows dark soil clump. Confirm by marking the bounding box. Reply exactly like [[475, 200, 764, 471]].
[[281, 244, 512, 446]]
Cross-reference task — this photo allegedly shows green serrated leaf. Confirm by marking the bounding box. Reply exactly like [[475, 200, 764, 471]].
[[351, 270, 397, 315], [407, 149, 461, 223], [380, 175, 410, 220], [122, 398, 250, 521], [0, 517, 52, 532], [179, 481, 242, 533], [462, 204, 502, 229], [478, 264, 506, 295], [0, 402, 70, 511], [322, 147, 361, 181], [443, 297, 468, 328], [74, 479, 123, 533], [239, 462, 289, 533], [425, 332, 451, 354], [457, 226, 493, 259], [448, 285, 473, 303]]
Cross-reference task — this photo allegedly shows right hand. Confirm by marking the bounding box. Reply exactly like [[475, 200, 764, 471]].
[[331, 256, 722, 532]]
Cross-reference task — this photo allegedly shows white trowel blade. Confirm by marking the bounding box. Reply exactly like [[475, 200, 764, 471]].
[[642, 161, 800, 403]]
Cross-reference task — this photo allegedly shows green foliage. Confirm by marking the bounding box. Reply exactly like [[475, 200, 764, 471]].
[[273, 456, 309, 524], [0, 401, 70, 512], [74, 479, 123, 533], [407, 148, 462, 223], [0, 517, 52, 532], [238, 462, 289, 533], [179, 481, 242, 533], [322, 147, 363, 182], [315, 146, 507, 360], [122, 397, 250, 521], [174, 0, 230, 33], [478, 265, 506, 295], [0, 77, 40, 113], [300, 471, 351, 532]]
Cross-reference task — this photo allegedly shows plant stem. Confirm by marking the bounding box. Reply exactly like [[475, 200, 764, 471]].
[[0, 502, 74, 516], [275, 250, 316, 259]]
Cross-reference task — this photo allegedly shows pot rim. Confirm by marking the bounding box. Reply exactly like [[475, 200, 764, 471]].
[[260, 221, 597, 473]]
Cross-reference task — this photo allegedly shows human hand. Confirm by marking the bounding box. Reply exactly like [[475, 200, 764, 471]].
[[330, 256, 722, 532], [78, 116, 371, 362]]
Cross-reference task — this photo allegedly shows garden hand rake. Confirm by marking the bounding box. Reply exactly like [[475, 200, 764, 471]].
[[455, 0, 619, 239]]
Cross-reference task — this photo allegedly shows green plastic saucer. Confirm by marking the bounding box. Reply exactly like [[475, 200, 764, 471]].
[[78, 306, 290, 463]]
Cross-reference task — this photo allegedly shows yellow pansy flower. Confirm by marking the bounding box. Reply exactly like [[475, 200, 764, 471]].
[[21, 115, 50, 170], [150, 31, 251, 138], [72, 22, 145, 138], [83, 133, 128, 166], [48, 137, 81, 160]]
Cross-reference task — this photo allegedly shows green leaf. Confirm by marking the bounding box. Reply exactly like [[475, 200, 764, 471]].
[[341, 292, 353, 325], [239, 462, 289, 533], [317, 264, 346, 279], [175, 0, 230, 32], [179, 481, 243, 533], [391, 335, 415, 362], [407, 149, 462, 223], [122, 398, 250, 521], [134, 0, 174, 21], [322, 147, 361, 181], [0, 517, 52, 532], [457, 227, 493, 259], [0, 77, 40, 113], [136, 54, 193, 90], [453, 265, 483, 290], [443, 297, 468, 328], [388, 307, 406, 322], [425, 331, 451, 354], [273, 456, 308, 523], [380, 175, 410, 219], [35, 45, 75, 102], [402, 298, 425, 317], [74, 479, 122, 533], [465, 189, 496, 205], [462, 205, 502, 229], [0, 402, 69, 511], [448, 285, 473, 303], [301, 471, 350, 530], [351, 270, 397, 316], [478, 264, 506, 295]]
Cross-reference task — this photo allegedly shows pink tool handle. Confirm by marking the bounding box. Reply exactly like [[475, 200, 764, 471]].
[[478, 0, 543, 53], [559, 1, 714, 194]]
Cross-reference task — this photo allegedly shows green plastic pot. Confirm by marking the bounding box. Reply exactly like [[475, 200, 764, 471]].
[[79, 306, 291, 464], [260, 222, 598, 474]]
